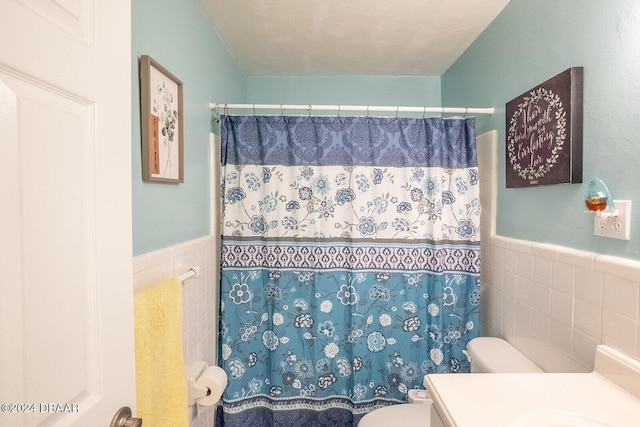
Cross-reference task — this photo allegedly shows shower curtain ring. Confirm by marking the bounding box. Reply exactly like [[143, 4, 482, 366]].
[[366, 105, 370, 118], [308, 104, 312, 117], [423, 106, 427, 119], [441, 107, 445, 119], [395, 106, 399, 119], [337, 105, 340, 117], [253, 104, 256, 116], [280, 104, 284, 116], [464, 107, 468, 118]]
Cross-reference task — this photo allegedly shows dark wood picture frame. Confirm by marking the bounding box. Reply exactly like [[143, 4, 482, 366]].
[[140, 55, 184, 183], [506, 67, 583, 188]]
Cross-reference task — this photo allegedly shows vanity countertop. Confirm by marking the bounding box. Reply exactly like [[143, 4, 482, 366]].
[[424, 345, 640, 427]]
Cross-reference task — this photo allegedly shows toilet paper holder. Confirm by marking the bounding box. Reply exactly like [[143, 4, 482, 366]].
[[188, 361, 212, 406]]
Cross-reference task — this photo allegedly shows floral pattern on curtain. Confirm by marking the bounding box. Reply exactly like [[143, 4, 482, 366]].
[[219, 115, 480, 427]]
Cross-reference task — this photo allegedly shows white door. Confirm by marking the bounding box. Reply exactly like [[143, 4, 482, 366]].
[[0, 0, 136, 426]]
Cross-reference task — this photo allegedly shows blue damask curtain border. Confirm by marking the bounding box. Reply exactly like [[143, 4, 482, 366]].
[[221, 115, 477, 168], [221, 239, 480, 275]]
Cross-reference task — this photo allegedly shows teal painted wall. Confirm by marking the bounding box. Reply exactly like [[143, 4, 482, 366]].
[[246, 76, 441, 108], [131, 0, 245, 255], [132, 0, 640, 260], [442, 0, 640, 260]]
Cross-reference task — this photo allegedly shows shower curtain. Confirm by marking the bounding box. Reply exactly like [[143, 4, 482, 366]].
[[218, 115, 481, 427]]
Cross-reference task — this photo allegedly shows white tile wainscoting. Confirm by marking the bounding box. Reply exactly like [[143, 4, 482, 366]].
[[477, 131, 640, 372], [133, 235, 219, 427]]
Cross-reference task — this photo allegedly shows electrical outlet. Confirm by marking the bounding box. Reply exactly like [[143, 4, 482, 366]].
[[593, 200, 631, 240]]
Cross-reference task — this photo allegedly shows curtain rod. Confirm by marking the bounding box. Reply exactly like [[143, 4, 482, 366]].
[[209, 103, 494, 116]]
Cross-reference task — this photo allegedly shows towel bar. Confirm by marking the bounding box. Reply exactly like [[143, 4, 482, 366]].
[[178, 267, 199, 283]]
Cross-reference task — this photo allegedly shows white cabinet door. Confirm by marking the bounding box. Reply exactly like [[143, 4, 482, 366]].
[[0, 0, 136, 425]]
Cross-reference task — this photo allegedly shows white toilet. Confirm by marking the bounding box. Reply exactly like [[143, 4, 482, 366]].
[[358, 337, 543, 427]]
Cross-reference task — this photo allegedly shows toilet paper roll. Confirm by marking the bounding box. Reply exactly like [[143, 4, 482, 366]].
[[194, 366, 228, 406]]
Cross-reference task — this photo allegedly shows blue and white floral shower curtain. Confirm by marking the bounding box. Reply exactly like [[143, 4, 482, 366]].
[[218, 115, 481, 427]]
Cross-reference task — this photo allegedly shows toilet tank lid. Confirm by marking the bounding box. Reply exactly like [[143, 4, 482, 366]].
[[468, 337, 543, 373]]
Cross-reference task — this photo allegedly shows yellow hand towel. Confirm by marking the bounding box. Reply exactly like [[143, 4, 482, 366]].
[[134, 278, 187, 427]]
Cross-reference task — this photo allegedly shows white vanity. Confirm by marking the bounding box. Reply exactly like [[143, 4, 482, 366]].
[[424, 345, 640, 427]]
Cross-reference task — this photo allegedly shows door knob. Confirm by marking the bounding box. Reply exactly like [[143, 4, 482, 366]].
[[110, 407, 142, 427]]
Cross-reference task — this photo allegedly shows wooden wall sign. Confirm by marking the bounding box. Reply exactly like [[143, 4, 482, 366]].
[[506, 67, 583, 188]]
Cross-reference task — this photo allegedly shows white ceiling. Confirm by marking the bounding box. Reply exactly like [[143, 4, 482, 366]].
[[201, 0, 510, 77]]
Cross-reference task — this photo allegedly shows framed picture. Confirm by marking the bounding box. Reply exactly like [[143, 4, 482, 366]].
[[505, 67, 583, 188], [140, 55, 184, 183]]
